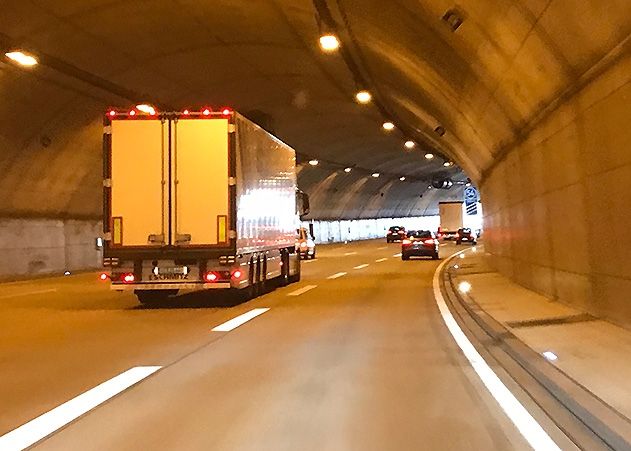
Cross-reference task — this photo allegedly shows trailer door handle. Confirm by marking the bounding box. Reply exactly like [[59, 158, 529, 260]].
[[175, 234, 191, 244], [148, 234, 165, 245]]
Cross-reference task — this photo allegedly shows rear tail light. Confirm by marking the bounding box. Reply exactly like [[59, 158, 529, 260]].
[[202, 108, 211, 116], [121, 273, 135, 283], [232, 269, 242, 279], [221, 107, 232, 116], [205, 272, 219, 282], [387, 231, 392, 234], [402, 239, 411, 245], [129, 110, 136, 116], [423, 239, 435, 245], [99, 273, 109, 281], [108, 111, 116, 117]]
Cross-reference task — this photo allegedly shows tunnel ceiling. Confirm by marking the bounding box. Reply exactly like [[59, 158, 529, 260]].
[[0, 1, 628, 219]]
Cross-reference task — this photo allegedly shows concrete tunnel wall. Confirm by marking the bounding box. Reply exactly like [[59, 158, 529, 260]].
[[482, 50, 631, 328]]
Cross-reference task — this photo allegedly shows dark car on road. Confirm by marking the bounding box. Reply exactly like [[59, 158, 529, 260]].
[[456, 228, 477, 245], [402, 230, 439, 260], [386, 226, 406, 243]]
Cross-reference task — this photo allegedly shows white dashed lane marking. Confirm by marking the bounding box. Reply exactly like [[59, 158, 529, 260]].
[[327, 272, 347, 280], [353, 264, 369, 270], [287, 285, 318, 296], [375, 258, 388, 263], [212, 308, 270, 332]]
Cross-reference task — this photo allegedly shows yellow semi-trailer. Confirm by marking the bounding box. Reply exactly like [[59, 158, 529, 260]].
[[102, 109, 304, 305]]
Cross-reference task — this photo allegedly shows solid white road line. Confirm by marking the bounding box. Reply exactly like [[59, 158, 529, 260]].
[[287, 285, 318, 297], [353, 264, 369, 270], [432, 252, 560, 450], [327, 272, 347, 280], [377, 246, 388, 250], [375, 258, 388, 263], [344, 252, 357, 256], [0, 366, 161, 451], [393, 253, 402, 257], [0, 289, 58, 299], [212, 308, 270, 332]]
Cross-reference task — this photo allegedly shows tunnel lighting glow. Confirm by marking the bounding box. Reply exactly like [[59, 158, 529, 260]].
[[64, 271, 71, 276], [425, 153, 434, 159], [458, 281, 471, 294], [319, 34, 340, 51], [382, 122, 395, 131], [404, 140, 415, 149], [344, 167, 352, 173], [371, 172, 380, 178], [459, 254, 465, 259], [542, 351, 558, 361], [355, 90, 372, 104], [309, 159, 319, 166], [136, 104, 156, 115], [202, 108, 211, 116], [5, 51, 38, 67], [453, 265, 459, 269], [221, 107, 232, 116], [444, 161, 454, 167], [399, 176, 406, 181]]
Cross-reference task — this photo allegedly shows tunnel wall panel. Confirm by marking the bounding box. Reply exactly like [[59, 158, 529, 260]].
[[0, 218, 101, 280], [482, 51, 631, 327]]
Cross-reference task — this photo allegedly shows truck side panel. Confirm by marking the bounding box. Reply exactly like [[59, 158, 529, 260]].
[[439, 201, 464, 232], [234, 114, 297, 254], [173, 118, 230, 246], [110, 120, 164, 247]]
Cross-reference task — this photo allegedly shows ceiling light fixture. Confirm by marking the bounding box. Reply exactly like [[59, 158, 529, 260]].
[[382, 122, 395, 131], [344, 167, 352, 173], [355, 90, 372, 104], [319, 34, 340, 52], [399, 176, 406, 181], [371, 172, 380, 178], [404, 141, 415, 149], [425, 153, 434, 160], [5, 51, 38, 67], [443, 161, 454, 167], [309, 159, 319, 166]]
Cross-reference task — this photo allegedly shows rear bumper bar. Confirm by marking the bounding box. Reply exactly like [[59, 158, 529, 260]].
[[111, 282, 231, 291]]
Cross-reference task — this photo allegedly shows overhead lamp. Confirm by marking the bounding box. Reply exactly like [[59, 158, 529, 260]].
[[319, 34, 340, 52], [371, 172, 380, 178], [399, 176, 406, 181], [425, 153, 434, 159], [355, 90, 372, 104], [443, 161, 454, 167], [344, 167, 352, 173], [309, 159, 319, 166], [458, 281, 471, 293], [404, 140, 415, 149], [136, 104, 156, 115], [5, 51, 38, 67], [382, 122, 395, 131]]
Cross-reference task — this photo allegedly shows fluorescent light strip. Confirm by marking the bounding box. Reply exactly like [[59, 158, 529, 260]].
[[327, 272, 347, 280], [432, 253, 560, 450], [0, 366, 161, 451], [287, 285, 317, 297], [211, 308, 270, 332], [353, 264, 369, 270]]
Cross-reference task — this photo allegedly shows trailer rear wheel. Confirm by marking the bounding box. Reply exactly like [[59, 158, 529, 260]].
[[136, 290, 178, 306], [288, 256, 301, 283]]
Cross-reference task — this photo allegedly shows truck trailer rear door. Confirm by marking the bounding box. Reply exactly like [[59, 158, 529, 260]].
[[110, 119, 166, 247], [172, 118, 230, 246]]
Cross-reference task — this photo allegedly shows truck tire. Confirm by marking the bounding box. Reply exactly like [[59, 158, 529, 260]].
[[288, 256, 301, 283], [432, 252, 439, 260], [278, 252, 290, 287], [456, 240, 461, 245], [402, 254, 410, 261], [136, 290, 178, 306]]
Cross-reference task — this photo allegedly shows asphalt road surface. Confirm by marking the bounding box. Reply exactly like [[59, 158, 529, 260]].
[[0, 240, 548, 450]]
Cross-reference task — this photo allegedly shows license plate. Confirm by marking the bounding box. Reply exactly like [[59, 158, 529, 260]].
[[149, 266, 189, 281]]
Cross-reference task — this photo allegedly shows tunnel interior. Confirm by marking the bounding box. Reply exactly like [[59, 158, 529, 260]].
[[1, 1, 630, 325]]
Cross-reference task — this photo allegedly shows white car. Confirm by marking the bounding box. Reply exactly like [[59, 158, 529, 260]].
[[296, 227, 316, 259]]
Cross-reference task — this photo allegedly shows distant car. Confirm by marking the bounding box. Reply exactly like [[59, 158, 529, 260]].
[[402, 230, 439, 260], [296, 227, 316, 259], [387, 226, 406, 243], [456, 228, 477, 245]]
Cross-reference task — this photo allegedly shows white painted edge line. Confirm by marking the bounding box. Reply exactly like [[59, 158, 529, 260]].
[[375, 258, 388, 263], [301, 259, 315, 263], [353, 264, 369, 270], [287, 285, 318, 297], [0, 366, 162, 451], [432, 252, 560, 451], [393, 253, 402, 257], [377, 246, 388, 250], [344, 252, 358, 256], [0, 289, 58, 299], [327, 272, 347, 280], [212, 308, 270, 332]]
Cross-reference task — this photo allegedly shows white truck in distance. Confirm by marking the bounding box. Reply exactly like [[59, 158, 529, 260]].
[[438, 201, 464, 240], [102, 108, 307, 305]]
